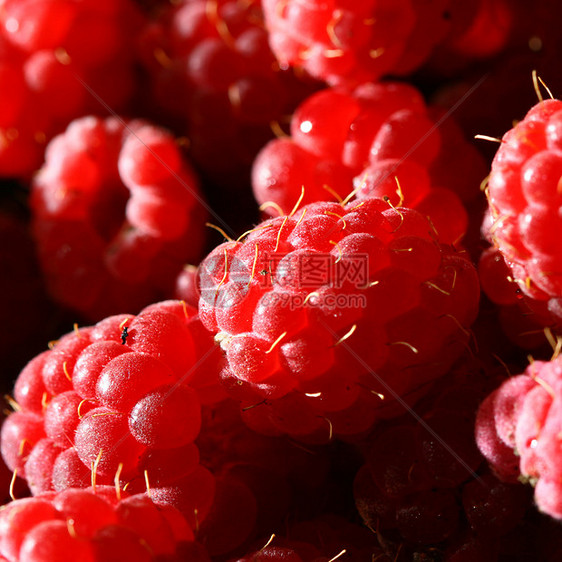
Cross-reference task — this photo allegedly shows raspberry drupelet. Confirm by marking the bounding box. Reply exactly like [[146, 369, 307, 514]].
[[261, 0, 510, 87], [0, 485, 198, 561], [0, 0, 143, 179], [198, 196, 480, 441], [482, 98, 562, 331], [355, 355, 531, 559], [476, 354, 562, 521], [252, 81, 486, 246], [137, 0, 318, 189], [30, 116, 207, 321], [1, 300, 221, 530]]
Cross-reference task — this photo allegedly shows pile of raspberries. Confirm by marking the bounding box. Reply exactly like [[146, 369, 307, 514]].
[[3, 1, 562, 560]]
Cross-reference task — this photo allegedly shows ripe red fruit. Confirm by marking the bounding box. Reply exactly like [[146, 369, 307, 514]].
[[30, 116, 207, 320], [252, 82, 486, 245], [137, 0, 317, 189], [0, 486, 195, 561], [1, 300, 220, 527], [476, 355, 562, 520], [261, 0, 508, 86], [483, 98, 562, 330], [0, 0, 143, 178], [198, 197, 479, 440], [355, 356, 530, 557]]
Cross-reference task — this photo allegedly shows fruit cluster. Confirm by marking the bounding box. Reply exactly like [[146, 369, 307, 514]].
[[2, 1, 562, 561], [30, 116, 207, 320]]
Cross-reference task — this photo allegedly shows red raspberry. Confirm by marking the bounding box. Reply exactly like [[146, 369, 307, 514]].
[[479, 247, 521, 307], [0, 0, 143, 179], [0, 486, 196, 561], [477, 246, 554, 349], [482, 98, 562, 331], [475, 355, 562, 520], [174, 264, 200, 309], [252, 82, 486, 246], [137, 0, 317, 190], [198, 197, 479, 440], [1, 300, 221, 530], [30, 116, 207, 321], [261, 0, 487, 87]]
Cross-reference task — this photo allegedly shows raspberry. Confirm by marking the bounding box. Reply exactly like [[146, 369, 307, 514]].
[[0, 0, 143, 179], [198, 197, 479, 440], [137, 0, 317, 191], [0, 486, 196, 561], [475, 355, 562, 520], [396, 489, 460, 544], [474, 390, 521, 482], [30, 116, 207, 321], [482, 98, 562, 330], [261, 0, 477, 87], [479, 247, 521, 306], [252, 82, 486, 245], [1, 300, 220, 528], [461, 473, 531, 538], [173, 264, 200, 309], [354, 356, 531, 558]]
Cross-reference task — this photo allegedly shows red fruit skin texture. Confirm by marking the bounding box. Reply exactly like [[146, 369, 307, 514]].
[[252, 82, 484, 246], [483, 98, 562, 331], [198, 196, 479, 440], [263, 0, 512, 86], [475, 355, 562, 521], [30, 116, 207, 321], [0, 487, 194, 561], [0, 0, 144, 179], [1, 411, 45, 479], [1, 301, 219, 531], [137, 0, 318, 189], [475, 391, 521, 483], [261, 0, 447, 86]]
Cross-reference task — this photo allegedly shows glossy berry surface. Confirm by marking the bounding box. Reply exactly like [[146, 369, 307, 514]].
[[2, 1, 561, 558], [483, 98, 562, 330], [137, 0, 317, 190], [0, 486, 194, 561], [1, 300, 220, 529], [261, 0, 510, 87], [198, 196, 480, 440], [252, 82, 486, 246]]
